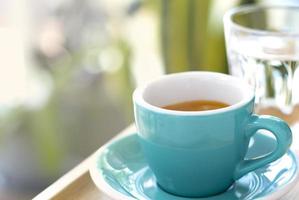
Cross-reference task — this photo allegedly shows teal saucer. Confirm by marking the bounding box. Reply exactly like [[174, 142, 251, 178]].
[[89, 133, 298, 200]]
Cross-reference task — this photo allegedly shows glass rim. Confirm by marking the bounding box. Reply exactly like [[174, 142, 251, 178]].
[[223, 5, 299, 37]]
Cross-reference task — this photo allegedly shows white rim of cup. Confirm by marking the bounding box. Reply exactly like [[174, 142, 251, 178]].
[[133, 71, 254, 116]]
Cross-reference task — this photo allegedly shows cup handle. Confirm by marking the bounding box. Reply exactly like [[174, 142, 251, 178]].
[[234, 114, 292, 180]]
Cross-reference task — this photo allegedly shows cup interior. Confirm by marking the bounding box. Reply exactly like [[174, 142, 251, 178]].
[[134, 72, 253, 114]]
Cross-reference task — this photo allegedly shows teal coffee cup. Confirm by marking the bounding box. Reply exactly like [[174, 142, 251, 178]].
[[133, 72, 292, 198]]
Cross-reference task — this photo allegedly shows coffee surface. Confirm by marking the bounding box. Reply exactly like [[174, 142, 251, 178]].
[[162, 100, 229, 111]]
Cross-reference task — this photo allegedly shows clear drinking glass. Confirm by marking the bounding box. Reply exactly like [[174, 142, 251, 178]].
[[224, 5, 299, 133]]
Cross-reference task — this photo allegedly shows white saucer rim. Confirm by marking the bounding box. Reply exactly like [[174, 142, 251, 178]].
[[89, 133, 299, 200]]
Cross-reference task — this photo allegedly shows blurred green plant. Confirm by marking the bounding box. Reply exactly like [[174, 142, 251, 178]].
[[159, 0, 256, 73], [160, 0, 227, 73]]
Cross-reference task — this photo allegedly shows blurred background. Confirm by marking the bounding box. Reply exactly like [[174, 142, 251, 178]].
[[0, 0, 297, 199]]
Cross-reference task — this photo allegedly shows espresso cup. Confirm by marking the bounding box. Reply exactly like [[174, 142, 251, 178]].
[[133, 72, 292, 198]]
